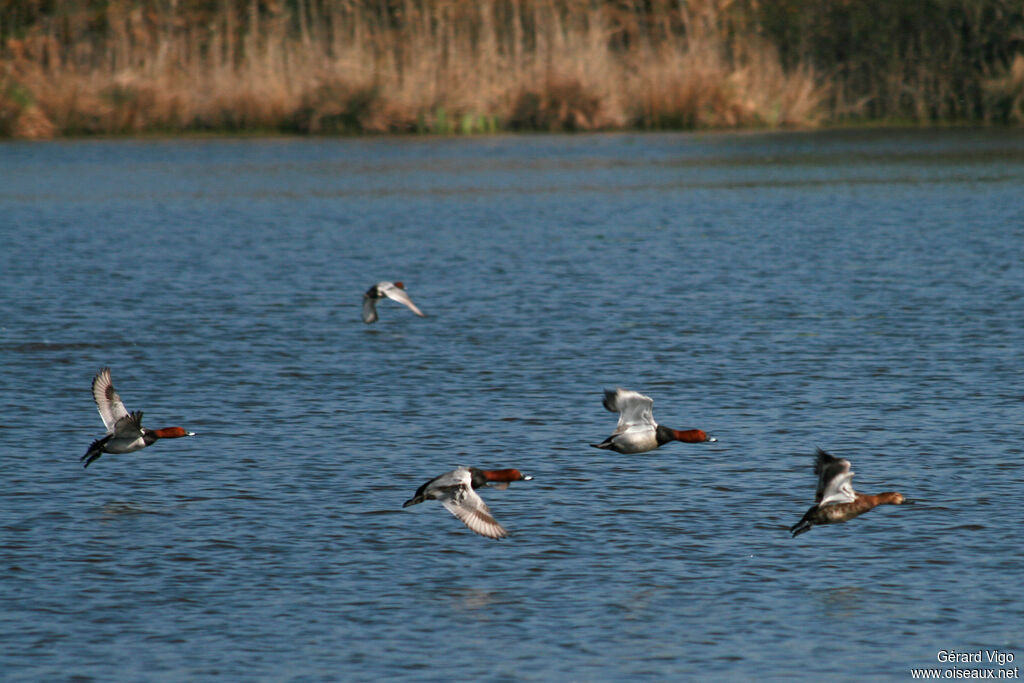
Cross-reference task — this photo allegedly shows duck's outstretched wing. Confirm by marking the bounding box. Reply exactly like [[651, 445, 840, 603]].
[[362, 291, 379, 323], [442, 483, 509, 539], [814, 448, 856, 505], [603, 388, 655, 429], [111, 411, 145, 439], [381, 282, 425, 317], [92, 368, 131, 434]]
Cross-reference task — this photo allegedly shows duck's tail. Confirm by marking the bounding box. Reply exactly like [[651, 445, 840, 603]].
[[789, 520, 812, 537], [589, 439, 613, 450], [81, 436, 109, 469], [789, 515, 813, 537], [402, 495, 425, 508]]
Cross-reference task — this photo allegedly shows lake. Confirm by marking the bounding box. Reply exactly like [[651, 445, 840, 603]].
[[1, 129, 1023, 681]]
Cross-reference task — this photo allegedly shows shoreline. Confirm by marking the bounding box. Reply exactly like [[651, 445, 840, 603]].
[[4, 2, 1021, 141], [1, 120, 1017, 144]]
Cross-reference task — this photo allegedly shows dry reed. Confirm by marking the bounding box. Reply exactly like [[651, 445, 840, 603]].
[[0, 0, 829, 138]]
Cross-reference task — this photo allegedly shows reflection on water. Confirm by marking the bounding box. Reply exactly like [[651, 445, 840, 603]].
[[1, 129, 1023, 680], [101, 502, 168, 517], [447, 588, 505, 612], [813, 586, 869, 619]]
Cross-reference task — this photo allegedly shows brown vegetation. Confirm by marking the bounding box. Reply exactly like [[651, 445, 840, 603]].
[[0, 0, 1020, 138]]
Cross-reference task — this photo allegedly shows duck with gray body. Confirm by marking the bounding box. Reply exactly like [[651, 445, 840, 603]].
[[402, 467, 532, 539], [81, 368, 195, 468], [590, 387, 716, 454], [362, 281, 426, 324]]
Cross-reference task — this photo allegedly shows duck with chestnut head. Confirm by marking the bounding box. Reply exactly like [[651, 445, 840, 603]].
[[590, 388, 716, 454], [790, 448, 909, 537]]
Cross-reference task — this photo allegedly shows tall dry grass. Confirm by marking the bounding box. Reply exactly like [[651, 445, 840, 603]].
[[0, 0, 828, 138]]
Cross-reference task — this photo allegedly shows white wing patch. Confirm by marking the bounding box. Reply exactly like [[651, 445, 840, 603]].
[[604, 388, 656, 430], [92, 368, 131, 434], [819, 472, 857, 506], [814, 451, 857, 506], [381, 283, 426, 317], [442, 487, 509, 539]]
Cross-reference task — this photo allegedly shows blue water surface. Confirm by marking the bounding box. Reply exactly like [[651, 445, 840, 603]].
[[1, 129, 1023, 681]]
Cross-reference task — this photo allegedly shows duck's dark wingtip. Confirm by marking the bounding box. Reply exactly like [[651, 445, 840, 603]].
[[600, 388, 618, 412]]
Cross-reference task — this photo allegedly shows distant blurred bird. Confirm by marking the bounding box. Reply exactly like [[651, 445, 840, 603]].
[[789, 448, 908, 537], [82, 367, 195, 468], [362, 281, 425, 324], [590, 387, 716, 454], [402, 467, 533, 539]]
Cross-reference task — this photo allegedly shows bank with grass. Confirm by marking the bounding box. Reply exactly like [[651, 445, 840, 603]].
[[2, 0, 1022, 139]]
